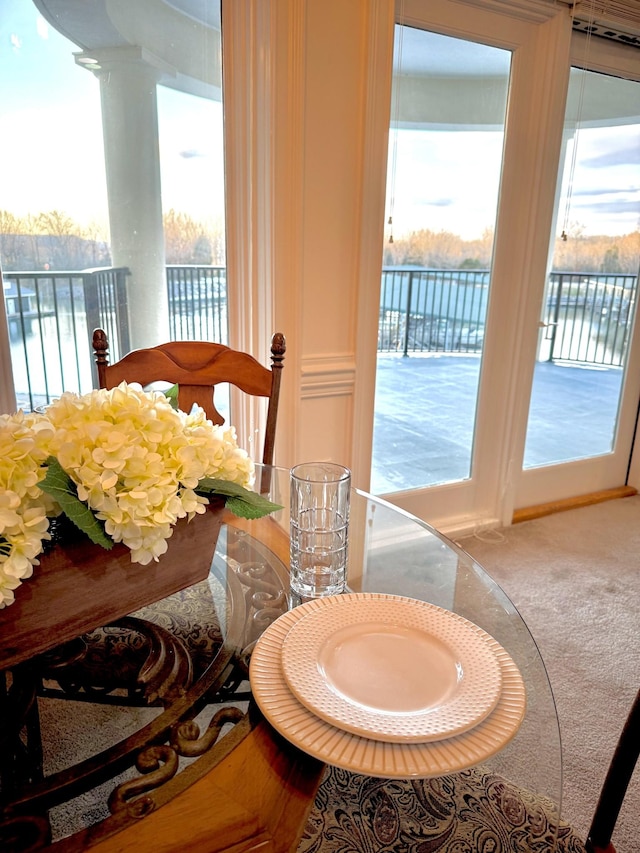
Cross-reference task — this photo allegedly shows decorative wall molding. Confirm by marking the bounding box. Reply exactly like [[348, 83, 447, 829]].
[[270, 0, 307, 462], [221, 0, 307, 465], [300, 355, 357, 399]]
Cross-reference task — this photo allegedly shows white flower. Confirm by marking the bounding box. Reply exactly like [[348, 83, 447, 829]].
[[44, 382, 254, 566], [0, 411, 54, 608], [1, 383, 257, 606]]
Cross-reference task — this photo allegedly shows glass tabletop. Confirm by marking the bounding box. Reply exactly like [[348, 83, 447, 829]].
[[265, 467, 562, 811], [0, 465, 561, 850]]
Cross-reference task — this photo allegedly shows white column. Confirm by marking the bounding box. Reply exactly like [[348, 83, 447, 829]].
[[78, 47, 170, 350]]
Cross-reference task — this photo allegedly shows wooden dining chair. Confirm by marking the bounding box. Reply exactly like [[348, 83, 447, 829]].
[[298, 686, 640, 853], [92, 329, 286, 467]]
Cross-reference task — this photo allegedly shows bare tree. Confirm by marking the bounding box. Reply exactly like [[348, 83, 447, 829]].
[[164, 209, 226, 265], [35, 210, 82, 269], [0, 211, 25, 269], [164, 209, 204, 263], [387, 224, 640, 275]]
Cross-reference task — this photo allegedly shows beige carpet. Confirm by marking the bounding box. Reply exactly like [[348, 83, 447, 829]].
[[456, 495, 640, 852]]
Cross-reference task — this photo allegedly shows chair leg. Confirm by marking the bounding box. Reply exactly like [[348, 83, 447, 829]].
[[585, 688, 640, 853]]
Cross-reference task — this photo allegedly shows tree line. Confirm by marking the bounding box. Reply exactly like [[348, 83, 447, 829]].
[[0, 209, 225, 272], [1, 208, 638, 275], [384, 225, 640, 274]]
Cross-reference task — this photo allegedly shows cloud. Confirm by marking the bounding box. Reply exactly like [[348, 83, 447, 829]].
[[574, 187, 639, 198], [10, 34, 22, 51], [36, 16, 49, 40], [573, 198, 640, 215], [582, 142, 640, 169]]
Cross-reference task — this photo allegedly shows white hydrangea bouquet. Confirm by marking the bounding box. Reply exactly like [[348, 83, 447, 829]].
[[0, 382, 280, 609]]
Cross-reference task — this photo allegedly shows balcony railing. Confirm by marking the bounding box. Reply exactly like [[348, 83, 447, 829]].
[[379, 268, 489, 355], [378, 267, 637, 367], [5, 267, 130, 412], [167, 265, 227, 342], [4, 265, 637, 411]]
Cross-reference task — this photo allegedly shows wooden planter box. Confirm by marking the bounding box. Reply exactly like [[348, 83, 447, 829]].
[[0, 500, 225, 670]]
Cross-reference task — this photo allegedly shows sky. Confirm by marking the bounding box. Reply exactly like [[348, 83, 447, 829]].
[[0, 0, 224, 233], [1, 1, 639, 242], [388, 106, 640, 243], [388, 27, 640, 242], [387, 129, 504, 241], [565, 124, 640, 235]]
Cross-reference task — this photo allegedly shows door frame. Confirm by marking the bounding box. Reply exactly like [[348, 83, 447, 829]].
[[514, 32, 640, 512], [354, 0, 573, 536]]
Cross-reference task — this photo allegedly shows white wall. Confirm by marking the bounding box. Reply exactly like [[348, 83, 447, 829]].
[[223, 0, 393, 482]]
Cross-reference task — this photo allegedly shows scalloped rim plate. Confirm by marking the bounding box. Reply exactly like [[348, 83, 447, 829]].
[[249, 593, 526, 779], [280, 594, 502, 743]]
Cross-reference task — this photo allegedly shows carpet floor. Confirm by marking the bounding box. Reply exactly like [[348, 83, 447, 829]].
[[456, 495, 640, 851]]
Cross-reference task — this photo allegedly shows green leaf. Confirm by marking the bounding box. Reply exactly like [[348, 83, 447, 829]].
[[40, 457, 113, 550], [164, 384, 179, 409], [224, 494, 278, 520], [196, 477, 282, 520]]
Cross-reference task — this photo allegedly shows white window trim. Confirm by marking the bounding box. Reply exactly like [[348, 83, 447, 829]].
[[0, 268, 16, 413], [221, 0, 307, 466]]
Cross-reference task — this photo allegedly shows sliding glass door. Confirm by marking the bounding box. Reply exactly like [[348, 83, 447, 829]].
[[516, 47, 640, 509], [369, 0, 572, 533], [372, 26, 510, 494], [370, 1, 640, 533]]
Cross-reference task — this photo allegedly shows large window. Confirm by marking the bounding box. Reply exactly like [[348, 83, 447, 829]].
[[358, 1, 640, 532], [371, 26, 511, 494], [524, 67, 640, 468], [1, 0, 225, 411]]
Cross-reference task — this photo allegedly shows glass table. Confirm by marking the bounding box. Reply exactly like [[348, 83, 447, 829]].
[[0, 466, 561, 852]]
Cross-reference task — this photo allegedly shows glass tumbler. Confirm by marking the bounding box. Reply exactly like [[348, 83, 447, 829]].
[[289, 462, 351, 598]]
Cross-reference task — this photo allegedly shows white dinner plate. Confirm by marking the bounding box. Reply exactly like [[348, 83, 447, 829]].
[[281, 594, 502, 743], [249, 592, 526, 779]]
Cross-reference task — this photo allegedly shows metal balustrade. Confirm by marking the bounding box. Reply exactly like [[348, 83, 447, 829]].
[[167, 265, 227, 343], [379, 268, 489, 355], [378, 268, 637, 368], [542, 272, 636, 366], [4, 267, 129, 412], [4, 265, 637, 411]]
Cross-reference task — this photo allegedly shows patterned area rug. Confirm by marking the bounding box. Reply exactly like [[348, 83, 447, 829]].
[[297, 497, 640, 853], [300, 765, 587, 853]]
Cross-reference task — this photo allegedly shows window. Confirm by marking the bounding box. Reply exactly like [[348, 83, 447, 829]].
[[1, 1, 225, 410]]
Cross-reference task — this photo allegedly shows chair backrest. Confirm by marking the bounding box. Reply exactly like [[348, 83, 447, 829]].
[[92, 329, 286, 466], [586, 686, 640, 853]]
